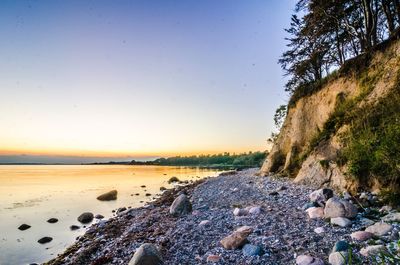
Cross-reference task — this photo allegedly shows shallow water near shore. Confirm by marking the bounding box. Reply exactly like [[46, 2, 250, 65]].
[[0, 165, 221, 265]]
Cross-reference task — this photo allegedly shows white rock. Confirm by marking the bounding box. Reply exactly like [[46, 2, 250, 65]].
[[233, 208, 248, 216], [365, 222, 393, 236], [249, 206, 261, 215], [329, 251, 348, 265], [199, 220, 210, 226], [309, 188, 334, 206], [324, 197, 357, 218], [351, 231, 374, 241], [360, 245, 387, 257], [382, 212, 400, 222], [296, 255, 324, 265], [314, 227, 325, 234], [306, 207, 324, 219], [331, 217, 352, 227]]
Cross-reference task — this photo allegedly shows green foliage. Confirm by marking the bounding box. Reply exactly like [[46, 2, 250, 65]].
[[341, 89, 400, 196], [274, 105, 287, 129], [131, 151, 267, 168]]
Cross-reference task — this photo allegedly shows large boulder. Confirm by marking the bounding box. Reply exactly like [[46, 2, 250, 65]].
[[169, 194, 192, 216], [324, 198, 357, 219], [97, 190, 118, 201], [309, 188, 334, 206], [77, 212, 94, 224], [306, 207, 324, 219], [128, 243, 163, 265]]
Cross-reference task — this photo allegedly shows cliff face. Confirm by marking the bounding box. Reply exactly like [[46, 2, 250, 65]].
[[261, 39, 400, 192]]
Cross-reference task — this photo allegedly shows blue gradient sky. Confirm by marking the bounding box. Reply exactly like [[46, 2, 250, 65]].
[[0, 0, 294, 163]]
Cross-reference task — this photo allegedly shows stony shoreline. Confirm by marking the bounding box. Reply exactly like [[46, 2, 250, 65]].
[[44, 169, 400, 264]]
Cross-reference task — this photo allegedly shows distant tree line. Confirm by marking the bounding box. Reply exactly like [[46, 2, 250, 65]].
[[281, 0, 400, 100], [130, 151, 267, 167]]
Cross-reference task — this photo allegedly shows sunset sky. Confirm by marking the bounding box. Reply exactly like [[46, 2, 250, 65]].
[[0, 0, 294, 163]]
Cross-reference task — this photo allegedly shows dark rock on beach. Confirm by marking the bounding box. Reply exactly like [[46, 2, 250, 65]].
[[128, 243, 163, 265], [38, 237, 53, 244], [167, 176, 180, 184], [77, 212, 94, 224], [169, 194, 192, 216], [18, 224, 31, 231], [70, 225, 80, 231], [97, 190, 118, 201]]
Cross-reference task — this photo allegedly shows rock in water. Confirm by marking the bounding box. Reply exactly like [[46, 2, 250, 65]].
[[128, 243, 163, 265], [18, 224, 31, 231], [77, 212, 94, 224], [169, 194, 192, 216], [97, 190, 118, 201], [37, 237, 53, 244], [70, 225, 80, 230], [167, 176, 180, 184], [47, 218, 58, 223], [324, 197, 357, 218], [365, 222, 393, 236], [95, 214, 104, 219], [309, 188, 333, 206]]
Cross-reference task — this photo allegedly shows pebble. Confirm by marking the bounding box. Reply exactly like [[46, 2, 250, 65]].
[[220, 226, 252, 250], [248, 206, 261, 215], [242, 244, 263, 256], [365, 222, 393, 236], [359, 245, 387, 257], [199, 220, 210, 226], [70, 225, 80, 231], [350, 231, 374, 241], [329, 251, 348, 265], [233, 208, 248, 216], [331, 217, 352, 227], [314, 227, 325, 234], [47, 218, 58, 224], [382, 212, 400, 222], [306, 207, 324, 219], [295, 255, 324, 265], [206, 255, 221, 262], [95, 214, 104, 219]]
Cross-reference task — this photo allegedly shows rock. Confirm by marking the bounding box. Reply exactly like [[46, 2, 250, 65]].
[[141, 185, 146, 188], [358, 217, 375, 227], [233, 208, 248, 216], [269, 191, 279, 196], [301, 202, 316, 211], [47, 218, 58, 223], [324, 197, 357, 219], [199, 220, 210, 226], [235, 225, 253, 235], [249, 206, 262, 215], [360, 245, 387, 257], [277, 185, 287, 191], [314, 227, 325, 234], [159, 186, 166, 191], [95, 214, 104, 219], [128, 243, 163, 265], [37, 237, 53, 244], [70, 225, 80, 230], [306, 207, 324, 219], [295, 255, 324, 265], [206, 255, 221, 262], [309, 188, 334, 206], [382, 212, 400, 222], [350, 231, 374, 241], [18, 224, 31, 231], [97, 190, 117, 201], [167, 177, 180, 184], [329, 251, 348, 265], [77, 212, 94, 224], [170, 194, 192, 216], [365, 222, 393, 236], [342, 191, 352, 200], [332, 241, 349, 252], [379, 205, 393, 213], [145, 193, 151, 196], [207, 255, 221, 262], [117, 207, 127, 213], [331, 217, 352, 227], [242, 244, 263, 256], [220, 232, 248, 250]]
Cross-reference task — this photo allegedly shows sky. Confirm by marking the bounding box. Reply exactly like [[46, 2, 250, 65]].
[[0, 0, 294, 163]]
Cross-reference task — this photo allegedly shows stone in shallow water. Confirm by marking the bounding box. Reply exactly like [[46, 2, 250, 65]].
[[18, 224, 31, 231], [47, 218, 58, 223], [77, 212, 94, 224], [306, 207, 324, 219], [350, 231, 374, 241], [70, 225, 80, 230], [95, 214, 104, 219], [331, 217, 352, 227], [365, 222, 393, 236], [97, 190, 117, 201], [242, 244, 263, 256], [37, 237, 53, 244], [128, 243, 163, 265]]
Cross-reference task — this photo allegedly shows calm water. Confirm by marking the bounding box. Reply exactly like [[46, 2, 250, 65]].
[[0, 165, 221, 265]]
